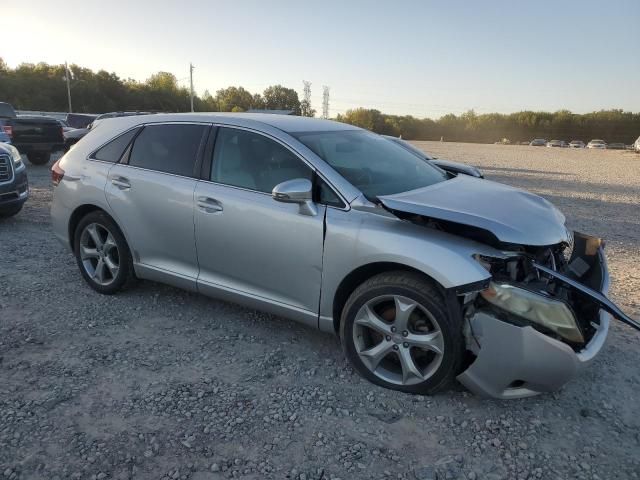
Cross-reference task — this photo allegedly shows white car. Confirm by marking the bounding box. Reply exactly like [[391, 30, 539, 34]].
[[634, 136, 640, 153], [587, 139, 607, 149]]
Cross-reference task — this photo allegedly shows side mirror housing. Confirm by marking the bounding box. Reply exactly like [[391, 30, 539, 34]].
[[272, 178, 317, 216]]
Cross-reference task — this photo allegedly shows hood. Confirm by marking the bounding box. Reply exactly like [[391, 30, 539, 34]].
[[379, 175, 569, 246]]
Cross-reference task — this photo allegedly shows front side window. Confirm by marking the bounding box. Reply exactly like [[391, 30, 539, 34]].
[[128, 124, 206, 177], [92, 128, 140, 163], [293, 130, 448, 200], [211, 127, 312, 194]]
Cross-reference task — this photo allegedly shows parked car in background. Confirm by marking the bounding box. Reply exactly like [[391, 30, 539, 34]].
[[587, 139, 607, 149], [529, 138, 547, 146], [58, 119, 76, 133], [568, 140, 585, 148], [0, 102, 65, 165], [546, 140, 566, 148], [88, 111, 154, 130], [382, 136, 484, 178], [607, 143, 626, 150], [63, 127, 89, 151], [66, 113, 98, 129], [51, 113, 637, 399], [0, 142, 29, 217], [634, 136, 640, 153]]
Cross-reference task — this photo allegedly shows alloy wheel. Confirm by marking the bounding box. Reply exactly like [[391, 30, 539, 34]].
[[353, 295, 445, 386], [79, 223, 120, 286]]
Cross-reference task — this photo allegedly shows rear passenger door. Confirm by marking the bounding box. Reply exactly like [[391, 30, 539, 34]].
[[104, 123, 208, 288]]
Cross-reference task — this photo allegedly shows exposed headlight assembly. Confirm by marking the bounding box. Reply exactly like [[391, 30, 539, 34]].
[[481, 282, 584, 344]]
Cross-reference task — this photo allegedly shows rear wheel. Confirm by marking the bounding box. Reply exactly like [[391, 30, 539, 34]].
[[28, 152, 51, 165], [340, 272, 463, 394], [73, 211, 135, 294]]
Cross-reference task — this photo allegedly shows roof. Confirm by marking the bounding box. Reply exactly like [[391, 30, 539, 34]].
[[246, 109, 294, 115], [98, 112, 358, 134]]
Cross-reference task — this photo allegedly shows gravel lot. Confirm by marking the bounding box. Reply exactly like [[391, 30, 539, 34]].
[[1, 144, 639, 480]]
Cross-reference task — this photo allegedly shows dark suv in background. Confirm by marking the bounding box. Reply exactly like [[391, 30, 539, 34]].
[[0, 102, 64, 165]]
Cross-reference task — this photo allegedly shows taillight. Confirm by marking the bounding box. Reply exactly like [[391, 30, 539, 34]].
[[51, 159, 65, 186], [2, 125, 12, 138]]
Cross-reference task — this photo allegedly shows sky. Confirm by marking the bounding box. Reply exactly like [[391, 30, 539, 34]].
[[2, 0, 639, 118]]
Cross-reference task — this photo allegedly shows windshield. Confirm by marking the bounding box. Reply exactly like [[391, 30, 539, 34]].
[[388, 137, 435, 160], [293, 130, 448, 200]]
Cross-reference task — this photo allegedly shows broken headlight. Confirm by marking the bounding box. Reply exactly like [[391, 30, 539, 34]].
[[481, 282, 584, 344]]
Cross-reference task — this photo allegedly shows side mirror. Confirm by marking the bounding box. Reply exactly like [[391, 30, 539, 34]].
[[272, 178, 317, 216]]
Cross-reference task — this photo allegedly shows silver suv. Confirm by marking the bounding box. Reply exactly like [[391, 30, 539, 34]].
[[50, 114, 635, 399]]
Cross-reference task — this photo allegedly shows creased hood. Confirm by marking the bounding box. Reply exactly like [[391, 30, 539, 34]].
[[378, 175, 569, 246]]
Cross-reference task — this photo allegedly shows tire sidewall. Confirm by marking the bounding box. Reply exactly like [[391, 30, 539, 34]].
[[73, 211, 132, 294], [341, 278, 462, 395]]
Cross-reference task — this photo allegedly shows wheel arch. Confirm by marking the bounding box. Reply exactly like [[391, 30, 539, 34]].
[[331, 262, 445, 334], [68, 204, 120, 253]]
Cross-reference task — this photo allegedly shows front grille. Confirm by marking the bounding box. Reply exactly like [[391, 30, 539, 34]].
[[0, 154, 13, 184]]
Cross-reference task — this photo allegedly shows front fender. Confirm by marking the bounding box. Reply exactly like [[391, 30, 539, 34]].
[[320, 207, 495, 325]]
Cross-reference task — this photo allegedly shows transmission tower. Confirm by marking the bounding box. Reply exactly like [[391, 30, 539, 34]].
[[322, 86, 330, 119], [303, 80, 312, 105], [301, 80, 313, 117]]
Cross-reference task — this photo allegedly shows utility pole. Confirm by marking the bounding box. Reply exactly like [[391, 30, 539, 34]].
[[189, 63, 195, 112], [322, 86, 330, 119], [65, 61, 72, 113]]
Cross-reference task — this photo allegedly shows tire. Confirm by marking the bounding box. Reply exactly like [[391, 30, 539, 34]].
[[0, 203, 24, 218], [28, 152, 51, 165], [73, 211, 135, 294], [340, 271, 463, 395]]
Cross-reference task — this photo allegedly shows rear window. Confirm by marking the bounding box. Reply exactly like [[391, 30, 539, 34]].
[[128, 124, 206, 177], [92, 128, 140, 163]]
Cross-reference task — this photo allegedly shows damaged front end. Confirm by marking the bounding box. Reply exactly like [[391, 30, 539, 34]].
[[457, 232, 639, 399]]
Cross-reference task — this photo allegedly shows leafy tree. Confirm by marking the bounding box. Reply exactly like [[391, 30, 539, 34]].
[[0, 58, 638, 143], [300, 99, 316, 117], [262, 85, 301, 115], [214, 86, 254, 112]]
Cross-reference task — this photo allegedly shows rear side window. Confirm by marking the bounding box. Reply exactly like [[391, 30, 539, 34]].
[[92, 128, 140, 162], [128, 124, 206, 177]]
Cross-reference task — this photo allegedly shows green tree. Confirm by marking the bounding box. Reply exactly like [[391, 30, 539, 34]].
[[214, 86, 254, 112], [262, 85, 301, 115]]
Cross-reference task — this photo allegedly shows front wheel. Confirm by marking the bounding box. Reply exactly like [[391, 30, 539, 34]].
[[340, 272, 463, 395], [73, 211, 135, 294]]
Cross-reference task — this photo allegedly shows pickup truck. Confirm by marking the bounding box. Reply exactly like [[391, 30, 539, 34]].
[[0, 102, 64, 165], [0, 142, 29, 218]]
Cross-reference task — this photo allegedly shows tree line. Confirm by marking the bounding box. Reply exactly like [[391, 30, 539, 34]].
[[1, 59, 637, 143]]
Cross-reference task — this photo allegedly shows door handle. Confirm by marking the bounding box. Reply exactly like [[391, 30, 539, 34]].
[[197, 196, 223, 213], [111, 176, 131, 190]]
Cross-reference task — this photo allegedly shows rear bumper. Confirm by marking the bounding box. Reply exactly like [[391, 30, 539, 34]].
[[458, 239, 613, 399]]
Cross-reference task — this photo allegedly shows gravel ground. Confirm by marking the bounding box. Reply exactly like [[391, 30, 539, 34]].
[[1, 144, 639, 480]]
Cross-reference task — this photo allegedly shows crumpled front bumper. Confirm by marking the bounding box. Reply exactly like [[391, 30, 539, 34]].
[[457, 235, 617, 399]]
